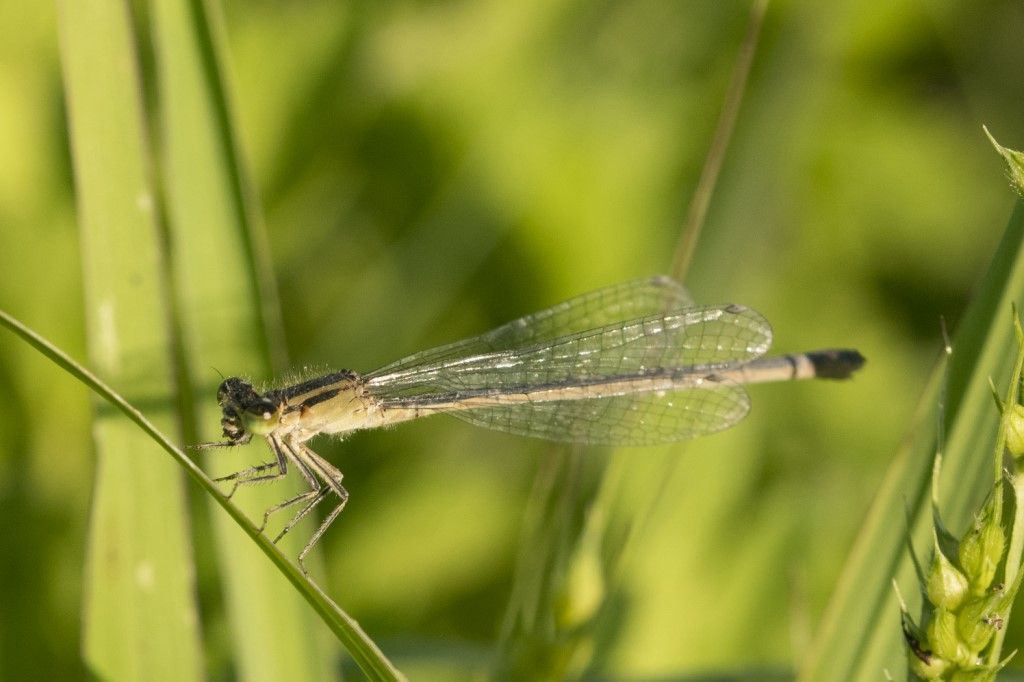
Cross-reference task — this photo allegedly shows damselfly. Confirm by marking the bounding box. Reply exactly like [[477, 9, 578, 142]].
[[199, 276, 864, 571]]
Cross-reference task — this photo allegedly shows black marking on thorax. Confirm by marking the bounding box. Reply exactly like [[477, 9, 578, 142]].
[[289, 387, 343, 414], [275, 370, 357, 401], [271, 370, 357, 414]]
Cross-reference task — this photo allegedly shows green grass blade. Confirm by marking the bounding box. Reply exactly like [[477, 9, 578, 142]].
[[800, 197, 1024, 680], [55, 1, 202, 678], [0, 308, 406, 681]]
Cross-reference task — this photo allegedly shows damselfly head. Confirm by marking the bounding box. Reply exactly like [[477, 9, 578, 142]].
[[216, 377, 281, 442]]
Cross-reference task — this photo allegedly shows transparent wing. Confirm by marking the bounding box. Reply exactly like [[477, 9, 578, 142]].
[[364, 301, 773, 444], [367, 304, 771, 398], [367, 275, 693, 378], [447, 380, 750, 445]]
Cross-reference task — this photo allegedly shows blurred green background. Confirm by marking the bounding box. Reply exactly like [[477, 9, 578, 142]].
[[2, 0, 1024, 679]]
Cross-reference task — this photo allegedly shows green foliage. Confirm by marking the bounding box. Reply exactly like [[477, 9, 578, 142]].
[[2, 1, 1024, 680]]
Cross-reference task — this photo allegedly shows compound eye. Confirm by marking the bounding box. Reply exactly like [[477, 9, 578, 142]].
[[216, 380, 232, 403], [217, 377, 257, 406]]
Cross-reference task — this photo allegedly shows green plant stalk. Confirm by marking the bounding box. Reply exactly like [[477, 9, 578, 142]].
[[990, 474, 1024, 663], [986, 316, 1024, 663]]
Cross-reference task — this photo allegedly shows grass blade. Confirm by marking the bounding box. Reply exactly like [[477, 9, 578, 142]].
[[55, 1, 202, 677]]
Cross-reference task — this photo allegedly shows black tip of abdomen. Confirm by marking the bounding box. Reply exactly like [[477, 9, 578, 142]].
[[805, 349, 866, 379]]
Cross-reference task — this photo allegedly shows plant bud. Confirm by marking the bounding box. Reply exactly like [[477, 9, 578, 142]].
[[1006, 403, 1024, 457], [908, 649, 950, 680], [949, 665, 999, 682], [928, 541, 969, 610], [956, 596, 1001, 651], [903, 610, 948, 679], [555, 539, 605, 631], [959, 505, 1005, 595], [927, 608, 970, 665], [984, 127, 1024, 197]]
